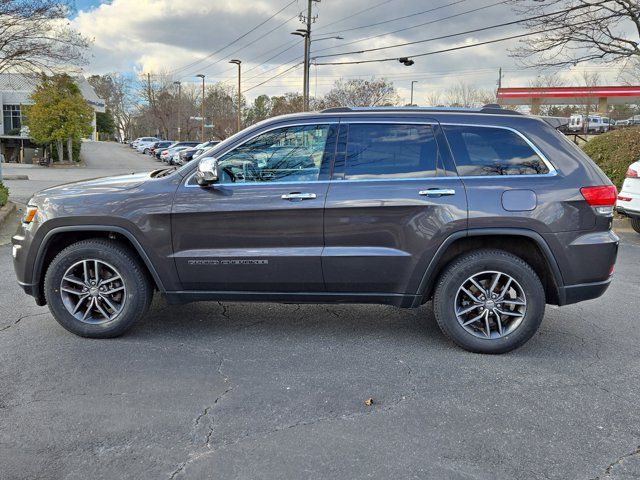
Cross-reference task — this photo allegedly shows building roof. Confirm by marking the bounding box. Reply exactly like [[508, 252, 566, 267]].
[[0, 73, 105, 112]]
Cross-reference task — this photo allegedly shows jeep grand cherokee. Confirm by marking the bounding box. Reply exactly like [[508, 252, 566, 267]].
[[12, 106, 619, 353]]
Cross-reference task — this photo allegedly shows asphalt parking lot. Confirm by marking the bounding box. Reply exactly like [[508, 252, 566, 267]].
[[1, 143, 640, 479]]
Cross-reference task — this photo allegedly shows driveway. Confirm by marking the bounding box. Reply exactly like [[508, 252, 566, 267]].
[[1, 143, 640, 479], [1, 141, 159, 205]]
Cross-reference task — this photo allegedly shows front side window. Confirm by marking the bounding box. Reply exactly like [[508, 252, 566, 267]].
[[443, 125, 549, 176], [343, 124, 439, 180], [216, 124, 330, 184]]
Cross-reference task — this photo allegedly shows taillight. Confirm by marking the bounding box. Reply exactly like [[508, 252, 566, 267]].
[[618, 195, 632, 202], [626, 167, 638, 178], [581, 185, 617, 215]]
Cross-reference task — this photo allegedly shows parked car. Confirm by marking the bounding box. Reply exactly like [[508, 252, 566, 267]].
[[617, 159, 640, 233], [148, 141, 173, 158], [161, 146, 190, 164], [615, 119, 630, 127], [136, 138, 163, 154], [12, 105, 619, 354], [131, 137, 159, 149], [568, 114, 607, 133], [177, 141, 221, 166]]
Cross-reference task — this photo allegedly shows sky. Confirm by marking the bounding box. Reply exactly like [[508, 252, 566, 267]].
[[68, 0, 627, 103]]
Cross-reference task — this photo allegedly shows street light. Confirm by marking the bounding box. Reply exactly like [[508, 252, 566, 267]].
[[410, 80, 418, 106], [291, 31, 343, 111], [229, 59, 242, 133], [195, 74, 206, 141], [173, 81, 181, 141]]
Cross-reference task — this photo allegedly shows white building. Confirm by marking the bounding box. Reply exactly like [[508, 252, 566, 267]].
[[0, 73, 105, 162]]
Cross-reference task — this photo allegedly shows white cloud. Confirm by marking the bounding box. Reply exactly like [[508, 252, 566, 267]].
[[71, 0, 625, 103]]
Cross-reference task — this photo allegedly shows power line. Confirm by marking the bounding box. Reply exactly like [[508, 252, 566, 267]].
[[313, 5, 586, 60], [244, 62, 303, 92], [314, 29, 563, 66], [169, 0, 298, 76], [314, 0, 397, 33], [180, 11, 301, 79], [310, 0, 508, 57], [320, 0, 468, 36]]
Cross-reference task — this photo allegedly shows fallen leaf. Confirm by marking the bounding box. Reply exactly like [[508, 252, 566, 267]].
[[364, 398, 373, 406]]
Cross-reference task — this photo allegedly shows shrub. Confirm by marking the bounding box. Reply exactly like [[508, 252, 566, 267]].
[[0, 182, 8, 207], [582, 127, 640, 188]]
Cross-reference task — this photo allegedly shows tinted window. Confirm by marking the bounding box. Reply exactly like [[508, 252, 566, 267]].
[[217, 124, 330, 183], [344, 124, 439, 180], [443, 125, 549, 176]]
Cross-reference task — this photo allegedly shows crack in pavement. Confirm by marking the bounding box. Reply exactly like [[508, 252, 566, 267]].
[[217, 302, 230, 320], [0, 311, 49, 333], [169, 356, 234, 479], [167, 356, 419, 477], [592, 445, 640, 479]]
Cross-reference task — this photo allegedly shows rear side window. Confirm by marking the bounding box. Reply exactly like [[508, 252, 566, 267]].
[[344, 124, 439, 180], [443, 125, 549, 176]]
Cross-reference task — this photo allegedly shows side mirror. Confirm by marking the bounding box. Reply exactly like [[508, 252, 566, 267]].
[[196, 157, 219, 186]]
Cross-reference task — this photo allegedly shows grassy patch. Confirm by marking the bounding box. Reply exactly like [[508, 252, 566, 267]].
[[582, 127, 640, 188], [0, 182, 8, 207]]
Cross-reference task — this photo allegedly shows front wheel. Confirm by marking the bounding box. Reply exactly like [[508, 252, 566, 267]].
[[143, 148, 149, 154], [631, 217, 640, 234], [433, 249, 545, 354], [44, 239, 153, 338]]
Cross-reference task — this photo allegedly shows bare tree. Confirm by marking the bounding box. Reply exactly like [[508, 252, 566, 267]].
[[424, 91, 443, 107], [88, 73, 136, 142], [510, 0, 640, 68], [322, 78, 400, 108], [0, 0, 89, 74]]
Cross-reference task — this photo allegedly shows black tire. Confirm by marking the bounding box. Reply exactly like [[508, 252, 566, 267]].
[[433, 249, 545, 354], [44, 239, 153, 338], [630, 217, 640, 234], [143, 148, 149, 154]]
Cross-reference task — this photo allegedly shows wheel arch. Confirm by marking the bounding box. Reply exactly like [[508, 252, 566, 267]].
[[415, 228, 565, 307], [33, 226, 165, 305]]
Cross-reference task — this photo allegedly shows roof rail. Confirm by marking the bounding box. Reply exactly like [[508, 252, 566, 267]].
[[320, 105, 522, 115]]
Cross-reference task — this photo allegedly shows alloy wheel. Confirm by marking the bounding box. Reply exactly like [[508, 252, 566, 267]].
[[454, 270, 527, 339], [59, 259, 127, 324]]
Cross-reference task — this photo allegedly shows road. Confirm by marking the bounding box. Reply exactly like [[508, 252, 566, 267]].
[[1, 141, 159, 205], [1, 142, 640, 479]]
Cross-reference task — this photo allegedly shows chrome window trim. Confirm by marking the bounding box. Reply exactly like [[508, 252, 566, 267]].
[[184, 119, 557, 187], [184, 121, 339, 187]]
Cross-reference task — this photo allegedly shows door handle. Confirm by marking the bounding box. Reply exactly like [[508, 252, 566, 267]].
[[281, 192, 317, 200], [419, 188, 456, 197]]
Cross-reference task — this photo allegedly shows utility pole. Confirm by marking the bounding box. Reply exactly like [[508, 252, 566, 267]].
[[196, 74, 205, 141], [173, 81, 181, 141], [229, 59, 242, 133], [496, 67, 502, 103], [292, 0, 319, 111], [410, 80, 418, 106]]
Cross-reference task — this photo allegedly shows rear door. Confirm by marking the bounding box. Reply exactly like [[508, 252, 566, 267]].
[[322, 120, 467, 295], [171, 122, 337, 292]]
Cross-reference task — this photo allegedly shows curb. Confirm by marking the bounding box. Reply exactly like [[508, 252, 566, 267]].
[[2, 175, 29, 180], [0, 201, 16, 227]]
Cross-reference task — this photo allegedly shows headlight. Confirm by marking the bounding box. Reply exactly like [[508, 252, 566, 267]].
[[22, 205, 38, 224]]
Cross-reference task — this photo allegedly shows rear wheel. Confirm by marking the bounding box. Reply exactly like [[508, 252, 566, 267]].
[[433, 249, 545, 354], [44, 239, 153, 338], [631, 217, 640, 234]]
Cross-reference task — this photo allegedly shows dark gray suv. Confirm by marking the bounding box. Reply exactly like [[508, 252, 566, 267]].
[[12, 106, 619, 353]]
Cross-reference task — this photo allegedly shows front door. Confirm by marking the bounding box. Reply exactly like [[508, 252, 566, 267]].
[[171, 123, 337, 292], [322, 121, 468, 295]]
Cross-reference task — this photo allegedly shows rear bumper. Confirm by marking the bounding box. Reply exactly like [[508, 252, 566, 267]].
[[616, 205, 640, 219], [558, 277, 613, 306]]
